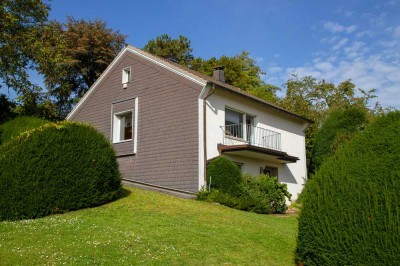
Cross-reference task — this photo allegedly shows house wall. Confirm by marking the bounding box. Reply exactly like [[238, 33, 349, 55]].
[[69, 51, 203, 192], [205, 88, 308, 200]]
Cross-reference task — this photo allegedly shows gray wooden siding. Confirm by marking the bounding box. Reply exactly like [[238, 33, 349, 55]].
[[71, 52, 202, 192]]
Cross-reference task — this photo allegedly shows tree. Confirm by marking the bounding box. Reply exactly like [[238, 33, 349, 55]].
[[279, 75, 376, 165], [0, 0, 49, 93], [0, 94, 17, 124], [143, 34, 194, 66], [35, 17, 126, 117]]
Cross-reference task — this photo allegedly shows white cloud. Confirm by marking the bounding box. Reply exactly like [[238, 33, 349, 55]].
[[393, 25, 400, 38], [268, 66, 283, 74], [333, 38, 349, 50], [356, 30, 373, 38], [283, 54, 400, 108], [323, 21, 357, 33]]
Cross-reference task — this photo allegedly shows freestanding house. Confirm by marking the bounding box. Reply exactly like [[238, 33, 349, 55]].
[[67, 45, 311, 201]]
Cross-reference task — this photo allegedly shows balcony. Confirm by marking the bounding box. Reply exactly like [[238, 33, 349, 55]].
[[219, 124, 298, 163], [221, 123, 281, 151]]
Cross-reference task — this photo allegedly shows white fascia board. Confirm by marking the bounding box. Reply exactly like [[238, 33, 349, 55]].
[[67, 46, 207, 120]]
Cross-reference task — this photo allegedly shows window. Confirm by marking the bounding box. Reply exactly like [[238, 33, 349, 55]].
[[233, 162, 244, 171], [225, 108, 244, 138], [113, 111, 133, 143], [122, 67, 131, 87], [260, 165, 278, 177], [225, 108, 255, 141]]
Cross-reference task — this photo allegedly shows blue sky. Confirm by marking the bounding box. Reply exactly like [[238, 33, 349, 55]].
[[3, 0, 400, 108]]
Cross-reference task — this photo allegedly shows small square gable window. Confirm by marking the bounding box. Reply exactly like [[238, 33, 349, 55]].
[[122, 67, 131, 88]]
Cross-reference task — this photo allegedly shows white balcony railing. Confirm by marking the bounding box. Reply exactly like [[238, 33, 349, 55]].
[[221, 123, 281, 151]]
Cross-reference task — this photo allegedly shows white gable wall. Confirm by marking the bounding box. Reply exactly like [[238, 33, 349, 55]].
[[205, 88, 308, 201]]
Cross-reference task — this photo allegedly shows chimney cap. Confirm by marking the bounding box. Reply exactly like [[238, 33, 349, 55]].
[[213, 65, 225, 70]]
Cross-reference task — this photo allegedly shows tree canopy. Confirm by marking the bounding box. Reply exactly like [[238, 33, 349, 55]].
[[143, 34, 194, 66], [34, 17, 126, 117], [0, 0, 49, 93]]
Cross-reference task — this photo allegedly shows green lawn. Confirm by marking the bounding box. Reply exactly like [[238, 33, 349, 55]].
[[0, 187, 298, 265]]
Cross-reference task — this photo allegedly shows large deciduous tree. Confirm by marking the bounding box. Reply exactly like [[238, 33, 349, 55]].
[[143, 34, 194, 66], [35, 17, 126, 116], [280, 75, 376, 166], [0, 0, 49, 92]]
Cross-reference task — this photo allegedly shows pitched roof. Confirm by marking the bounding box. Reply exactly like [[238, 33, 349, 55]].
[[68, 45, 312, 123], [127, 45, 312, 124]]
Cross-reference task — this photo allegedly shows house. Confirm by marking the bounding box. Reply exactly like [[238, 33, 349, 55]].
[[67, 45, 311, 201]]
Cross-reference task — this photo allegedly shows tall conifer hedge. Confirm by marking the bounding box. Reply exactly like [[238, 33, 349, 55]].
[[0, 121, 121, 221], [296, 112, 400, 265]]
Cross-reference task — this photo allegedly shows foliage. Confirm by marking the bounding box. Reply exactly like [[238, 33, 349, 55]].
[[241, 174, 291, 214], [0, 121, 121, 221], [206, 156, 242, 195], [280, 75, 376, 165], [0, 94, 17, 124], [143, 34, 194, 66], [34, 17, 126, 117], [296, 111, 400, 265], [0, 116, 48, 145], [0, 187, 298, 265], [0, 0, 49, 93], [197, 173, 291, 214], [310, 107, 368, 173]]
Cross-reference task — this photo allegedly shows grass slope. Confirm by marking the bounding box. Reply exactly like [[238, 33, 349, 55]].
[[0, 187, 297, 265]]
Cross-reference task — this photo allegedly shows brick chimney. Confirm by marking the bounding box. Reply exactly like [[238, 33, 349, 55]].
[[212, 66, 225, 83]]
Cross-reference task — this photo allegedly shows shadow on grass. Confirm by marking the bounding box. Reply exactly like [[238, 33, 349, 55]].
[[116, 187, 132, 200]]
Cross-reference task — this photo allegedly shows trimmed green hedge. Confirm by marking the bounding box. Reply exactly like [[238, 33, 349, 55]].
[[296, 111, 400, 265], [0, 116, 48, 145], [310, 107, 368, 173], [0, 121, 122, 221], [206, 156, 242, 195]]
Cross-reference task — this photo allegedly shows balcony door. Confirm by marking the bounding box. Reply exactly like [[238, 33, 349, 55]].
[[225, 108, 244, 139], [246, 115, 255, 143]]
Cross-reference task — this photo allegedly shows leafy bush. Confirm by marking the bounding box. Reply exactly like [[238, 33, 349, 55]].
[[197, 172, 291, 214], [206, 156, 242, 195], [296, 111, 400, 265], [241, 174, 291, 214], [310, 107, 368, 173], [0, 121, 122, 221], [0, 116, 48, 145]]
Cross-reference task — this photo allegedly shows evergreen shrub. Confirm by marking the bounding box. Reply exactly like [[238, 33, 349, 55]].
[[0, 121, 122, 221], [310, 107, 368, 173], [206, 156, 242, 195], [0, 116, 48, 145], [296, 111, 400, 265]]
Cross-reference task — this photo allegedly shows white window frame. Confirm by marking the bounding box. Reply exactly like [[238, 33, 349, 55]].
[[113, 110, 133, 144], [225, 106, 256, 142], [122, 66, 131, 86]]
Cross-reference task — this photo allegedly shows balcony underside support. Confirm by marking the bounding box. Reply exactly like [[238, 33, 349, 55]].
[[218, 144, 299, 164]]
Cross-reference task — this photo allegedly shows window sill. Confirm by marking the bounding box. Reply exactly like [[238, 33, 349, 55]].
[[116, 153, 136, 158], [113, 139, 133, 144]]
